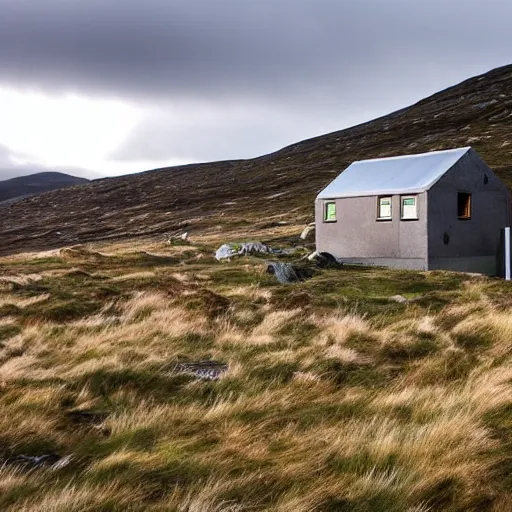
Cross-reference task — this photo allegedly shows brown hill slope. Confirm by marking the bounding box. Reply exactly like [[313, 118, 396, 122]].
[[0, 172, 88, 203], [1, 64, 511, 255]]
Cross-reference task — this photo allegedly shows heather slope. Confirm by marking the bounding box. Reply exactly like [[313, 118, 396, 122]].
[[0, 172, 88, 203], [1, 64, 511, 255], [1, 237, 512, 510]]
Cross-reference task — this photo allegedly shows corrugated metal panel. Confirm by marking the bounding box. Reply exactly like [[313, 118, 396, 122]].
[[317, 147, 471, 199]]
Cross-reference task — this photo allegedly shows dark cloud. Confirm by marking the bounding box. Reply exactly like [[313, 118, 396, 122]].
[[1, 0, 511, 170], [1, 0, 511, 102]]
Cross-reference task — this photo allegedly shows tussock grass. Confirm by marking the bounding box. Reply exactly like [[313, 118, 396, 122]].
[[0, 241, 511, 510]]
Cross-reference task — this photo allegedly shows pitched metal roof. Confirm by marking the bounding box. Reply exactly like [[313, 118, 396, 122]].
[[317, 147, 471, 199]]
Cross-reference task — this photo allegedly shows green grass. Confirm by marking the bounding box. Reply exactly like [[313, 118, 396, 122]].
[[0, 240, 512, 510]]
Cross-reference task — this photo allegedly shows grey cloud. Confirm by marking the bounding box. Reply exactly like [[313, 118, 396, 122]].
[[110, 97, 384, 163], [1, 0, 512, 171], [111, 105, 295, 162], [1, 0, 511, 103]]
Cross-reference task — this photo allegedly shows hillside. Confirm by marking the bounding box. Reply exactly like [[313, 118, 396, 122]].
[[1, 64, 511, 255], [1, 65, 512, 511], [1, 238, 512, 510], [0, 172, 88, 203]]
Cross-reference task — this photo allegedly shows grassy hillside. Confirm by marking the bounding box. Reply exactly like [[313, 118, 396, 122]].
[[1, 235, 512, 510], [1, 64, 511, 255], [1, 64, 512, 511]]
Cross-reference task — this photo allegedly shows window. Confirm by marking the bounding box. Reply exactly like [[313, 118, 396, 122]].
[[324, 201, 336, 222], [401, 196, 418, 220], [458, 192, 471, 219], [378, 197, 392, 219]]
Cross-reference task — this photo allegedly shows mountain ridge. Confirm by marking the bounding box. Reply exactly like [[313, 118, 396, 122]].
[[0, 171, 89, 203]]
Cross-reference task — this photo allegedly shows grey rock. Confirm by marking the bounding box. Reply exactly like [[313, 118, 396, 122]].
[[215, 241, 275, 261], [7, 453, 72, 470], [300, 223, 316, 240], [176, 361, 228, 380], [306, 250, 319, 261], [266, 261, 313, 283], [389, 295, 409, 304], [305, 251, 343, 269]]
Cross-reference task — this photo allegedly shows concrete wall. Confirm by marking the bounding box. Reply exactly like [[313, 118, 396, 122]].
[[315, 193, 428, 270], [427, 149, 511, 275]]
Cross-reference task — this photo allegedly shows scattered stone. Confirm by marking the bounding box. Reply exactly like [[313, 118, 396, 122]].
[[267, 262, 300, 283], [6, 453, 73, 470], [167, 232, 189, 245], [314, 252, 343, 269], [304, 251, 343, 269], [300, 223, 315, 241], [306, 250, 319, 261], [52, 455, 73, 470], [176, 361, 228, 380], [266, 262, 313, 283], [238, 241, 272, 256], [389, 295, 409, 304], [215, 243, 238, 261], [215, 241, 276, 261]]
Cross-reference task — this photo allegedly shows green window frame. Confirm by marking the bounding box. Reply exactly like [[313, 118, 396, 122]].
[[401, 196, 418, 220], [324, 201, 337, 222], [377, 197, 392, 219]]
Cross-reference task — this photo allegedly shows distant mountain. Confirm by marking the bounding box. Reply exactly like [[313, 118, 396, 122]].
[[1, 64, 512, 255], [0, 172, 88, 202]]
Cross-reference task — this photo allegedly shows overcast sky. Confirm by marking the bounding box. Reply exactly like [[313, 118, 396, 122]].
[[0, 0, 511, 180]]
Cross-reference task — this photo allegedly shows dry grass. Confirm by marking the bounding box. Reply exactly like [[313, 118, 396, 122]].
[[0, 241, 511, 510]]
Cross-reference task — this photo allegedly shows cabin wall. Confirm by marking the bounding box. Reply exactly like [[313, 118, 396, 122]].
[[427, 150, 511, 275], [315, 193, 428, 270]]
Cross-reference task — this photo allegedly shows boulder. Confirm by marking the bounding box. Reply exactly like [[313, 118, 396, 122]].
[[306, 251, 343, 269], [167, 231, 189, 244], [267, 262, 313, 283], [215, 241, 274, 261]]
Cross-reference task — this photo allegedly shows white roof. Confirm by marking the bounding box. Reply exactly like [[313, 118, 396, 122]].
[[317, 147, 471, 199]]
